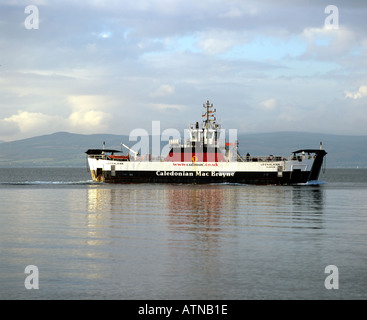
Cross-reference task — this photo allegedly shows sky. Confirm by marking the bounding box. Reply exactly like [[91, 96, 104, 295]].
[[0, 0, 367, 141]]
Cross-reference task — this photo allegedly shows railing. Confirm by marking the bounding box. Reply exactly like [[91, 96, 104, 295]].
[[128, 155, 166, 162], [88, 153, 316, 163], [237, 155, 286, 162], [238, 154, 317, 162], [88, 153, 166, 162], [88, 154, 108, 160]]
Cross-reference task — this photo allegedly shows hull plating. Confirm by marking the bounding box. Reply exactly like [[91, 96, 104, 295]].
[[90, 168, 313, 185]]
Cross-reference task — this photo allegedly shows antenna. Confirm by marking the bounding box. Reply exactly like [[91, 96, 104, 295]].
[[202, 100, 216, 129]]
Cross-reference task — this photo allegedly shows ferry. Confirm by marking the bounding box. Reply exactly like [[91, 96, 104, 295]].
[[85, 100, 327, 184]]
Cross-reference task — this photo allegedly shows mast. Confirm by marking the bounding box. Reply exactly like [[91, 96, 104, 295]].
[[201, 100, 219, 146], [202, 100, 216, 130], [184, 100, 221, 148]]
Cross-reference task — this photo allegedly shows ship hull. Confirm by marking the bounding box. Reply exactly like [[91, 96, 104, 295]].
[[87, 149, 326, 185], [91, 169, 312, 185]]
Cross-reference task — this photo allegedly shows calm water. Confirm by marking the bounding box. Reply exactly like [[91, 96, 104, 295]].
[[0, 168, 366, 300]]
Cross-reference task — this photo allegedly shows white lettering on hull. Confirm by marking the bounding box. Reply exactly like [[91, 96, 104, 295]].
[[155, 171, 235, 177], [156, 171, 194, 177]]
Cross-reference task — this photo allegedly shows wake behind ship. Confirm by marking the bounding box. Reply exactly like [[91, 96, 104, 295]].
[[86, 101, 327, 185]]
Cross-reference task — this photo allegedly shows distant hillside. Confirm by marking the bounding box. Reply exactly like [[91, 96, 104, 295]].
[[0, 131, 366, 168], [0, 132, 132, 167]]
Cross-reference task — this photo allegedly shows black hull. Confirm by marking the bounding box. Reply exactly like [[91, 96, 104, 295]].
[[94, 170, 317, 185], [89, 149, 326, 185]]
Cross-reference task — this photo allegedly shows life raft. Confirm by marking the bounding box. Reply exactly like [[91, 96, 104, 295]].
[[108, 155, 130, 160]]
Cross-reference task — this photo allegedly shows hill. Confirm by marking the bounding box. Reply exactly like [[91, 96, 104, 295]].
[[0, 131, 366, 168], [0, 132, 131, 167]]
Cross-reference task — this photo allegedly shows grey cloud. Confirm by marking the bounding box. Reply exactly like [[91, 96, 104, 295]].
[[1, 0, 367, 140]]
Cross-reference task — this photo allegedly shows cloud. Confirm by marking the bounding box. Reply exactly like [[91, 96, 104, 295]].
[[97, 31, 112, 39], [219, 3, 258, 18], [151, 84, 175, 97], [1, 1, 367, 140], [301, 26, 359, 58], [259, 98, 277, 110], [0, 119, 19, 136], [345, 86, 367, 100], [68, 110, 111, 132], [67, 95, 113, 133], [0, 94, 113, 140], [3, 111, 66, 136], [150, 103, 185, 112], [67, 95, 108, 112], [197, 30, 250, 55]]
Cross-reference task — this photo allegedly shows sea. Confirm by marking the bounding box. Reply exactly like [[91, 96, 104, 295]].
[[0, 167, 366, 301]]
